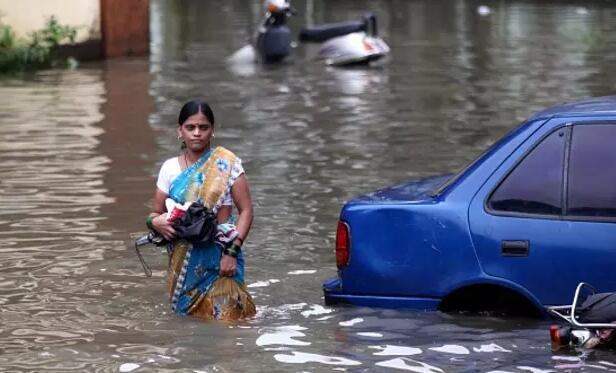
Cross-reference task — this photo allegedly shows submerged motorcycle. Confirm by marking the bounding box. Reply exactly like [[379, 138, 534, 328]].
[[249, 0, 390, 66], [298, 13, 390, 66], [548, 282, 616, 350]]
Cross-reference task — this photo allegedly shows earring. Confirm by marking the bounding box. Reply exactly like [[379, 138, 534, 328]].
[[178, 135, 186, 149]]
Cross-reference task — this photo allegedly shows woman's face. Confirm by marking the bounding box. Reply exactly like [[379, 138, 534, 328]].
[[177, 112, 214, 152]]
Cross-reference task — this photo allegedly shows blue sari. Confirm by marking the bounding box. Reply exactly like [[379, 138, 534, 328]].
[[167, 147, 254, 319]]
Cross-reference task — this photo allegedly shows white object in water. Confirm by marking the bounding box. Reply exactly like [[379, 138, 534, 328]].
[[226, 45, 258, 76], [227, 44, 257, 64], [119, 363, 140, 372], [477, 5, 491, 16]]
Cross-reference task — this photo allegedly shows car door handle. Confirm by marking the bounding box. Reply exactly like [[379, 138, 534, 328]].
[[501, 240, 529, 257]]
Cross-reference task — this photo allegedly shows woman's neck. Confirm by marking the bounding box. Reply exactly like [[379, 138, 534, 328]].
[[184, 147, 211, 166]]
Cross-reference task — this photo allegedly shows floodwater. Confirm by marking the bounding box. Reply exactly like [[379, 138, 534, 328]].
[[2, 0, 616, 371]]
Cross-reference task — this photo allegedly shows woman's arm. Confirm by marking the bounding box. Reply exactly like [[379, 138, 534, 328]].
[[219, 174, 254, 277], [230, 174, 254, 242], [149, 188, 176, 241]]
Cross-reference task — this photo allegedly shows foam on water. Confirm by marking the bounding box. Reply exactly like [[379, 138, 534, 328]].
[[552, 356, 580, 362], [517, 367, 555, 373], [257, 303, 309, 319], [247, 279, 280, 288], [339, 318, 363, 326], [552, 356, 584, 370], [585, 365, 610, 370], [357, 332, 383, 338], [273, 351, 362, 366], [264, 347, 294, 351], [256, 325, 310, 347], [287, 270, 317, 275], [277, 85, 291, 94], [119, 363, 140, 372], [375, 357, 444, 372], [369, 345, 422, 356], [429, 345, 470, 355], [473, 343, 512, 353], [300, 304, 333, 318]]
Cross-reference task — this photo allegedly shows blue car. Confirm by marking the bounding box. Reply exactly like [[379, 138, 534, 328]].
[[323, 96, 616, 315]]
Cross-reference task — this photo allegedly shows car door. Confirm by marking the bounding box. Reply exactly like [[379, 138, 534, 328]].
[[468, 121, 616, 305]]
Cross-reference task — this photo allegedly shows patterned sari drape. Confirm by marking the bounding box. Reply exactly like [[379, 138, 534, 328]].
[[167, 147, 255, 320]]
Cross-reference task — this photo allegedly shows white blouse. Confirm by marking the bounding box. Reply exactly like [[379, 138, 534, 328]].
[[156, 156, 244, 206]]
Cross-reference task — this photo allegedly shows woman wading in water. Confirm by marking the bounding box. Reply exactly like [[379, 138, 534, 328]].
[[147, 99, 255, 320]]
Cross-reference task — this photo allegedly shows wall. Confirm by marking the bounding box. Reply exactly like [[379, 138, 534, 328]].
[[0, 0, 100, 43]]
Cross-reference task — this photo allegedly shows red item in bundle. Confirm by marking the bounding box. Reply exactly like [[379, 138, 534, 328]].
[[167, 207, 186, 222]]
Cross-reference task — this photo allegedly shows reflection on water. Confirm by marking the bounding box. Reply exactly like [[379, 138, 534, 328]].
[[2, 0, 616, 371], [0, 69, 111, 368]]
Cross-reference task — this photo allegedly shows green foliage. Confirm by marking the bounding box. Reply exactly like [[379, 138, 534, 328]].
[[0, 16, 78, 73]]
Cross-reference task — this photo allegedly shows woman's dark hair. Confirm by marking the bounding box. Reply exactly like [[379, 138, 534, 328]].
[[178, 100, 215, 126]]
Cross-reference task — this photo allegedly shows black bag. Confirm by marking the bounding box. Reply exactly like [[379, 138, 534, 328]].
[[173, 200, 217, 243]]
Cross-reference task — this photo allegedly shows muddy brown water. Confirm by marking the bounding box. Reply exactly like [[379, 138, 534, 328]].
[[2, 0, 616, 371]]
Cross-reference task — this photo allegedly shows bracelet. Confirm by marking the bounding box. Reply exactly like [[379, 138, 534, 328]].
[[235, 236, 244, 246], [146, 215, 154, 230], [223, 243, 241, 258]]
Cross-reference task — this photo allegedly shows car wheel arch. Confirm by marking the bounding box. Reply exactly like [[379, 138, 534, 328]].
[[438, 278, 546, 317]]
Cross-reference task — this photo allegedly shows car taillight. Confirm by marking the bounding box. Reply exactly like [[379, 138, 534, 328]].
[[335, 221, 350, 269]]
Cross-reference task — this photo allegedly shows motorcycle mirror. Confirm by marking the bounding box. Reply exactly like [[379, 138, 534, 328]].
[[135, 233, 151, 247], [134, 232, 158, 277], [363, 13, 378, 36]]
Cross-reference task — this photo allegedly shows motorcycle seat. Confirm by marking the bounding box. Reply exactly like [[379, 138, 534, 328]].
[[577, 292, 616, 323], [299, 20, 366, 43]]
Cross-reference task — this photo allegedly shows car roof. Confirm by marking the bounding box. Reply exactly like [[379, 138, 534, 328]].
[[529, 95, 616, 120]]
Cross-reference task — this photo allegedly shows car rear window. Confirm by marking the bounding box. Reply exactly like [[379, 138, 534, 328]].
[[488, 128, 566, 215]]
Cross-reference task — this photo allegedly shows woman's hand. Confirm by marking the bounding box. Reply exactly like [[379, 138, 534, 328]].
[[219, 255, 237, 277], [152, 214, 176, 241]]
